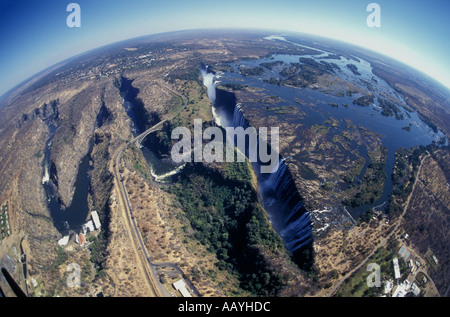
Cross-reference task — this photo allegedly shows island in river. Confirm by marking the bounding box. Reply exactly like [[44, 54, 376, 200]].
[[0, 29, 448, 297]]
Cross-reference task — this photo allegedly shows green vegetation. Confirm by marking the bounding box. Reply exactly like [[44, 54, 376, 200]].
[[378, 98, 404, 120], [321, 181, 335, 190], [168, 67, 202, 84], [88, 132, 114, 278], [335, 239, 406, 297], [263, 105, 294, 114], [342, 157, 365, 184], [143, 76, 289, 295], [143, 121, 176, 158], [276, 61, 322, 88], [346, 64, 361, 76], [221, 83, 249, 91], [328, 102, 339, 108], [54, 246, 68, 269], [386, 145, 429, 219], [124, 143, 152, 180], [175, 78, 213, 124], [221, 160, 253, 184], [260, 61, 284, 70], [299, 57, 338, 73], [357, 208, 381, 225], [263, 78, 282, 86], [269, 55, 334, 87], [166, 162, 287, 296], [311, 124, 329, 136], [239, 66, 265, 77], [344, 146, 387, 208], [0, 203, 11, 240], [165, 93, 184, 116], [87, 235, 107, 278], [401, 125, 412, 132], [353, 95, 375, 107], [418, 113, 438, 133]]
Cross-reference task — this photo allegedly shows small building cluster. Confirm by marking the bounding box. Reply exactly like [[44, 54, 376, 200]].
[[382, 239, 437, 297], [379, 255, 422, 297], [375, 232, 440, 298], [58, 210, 101, 247], [0, 203, 11, 241], [392, 278, 420, 297], [77, 210, 101, 246]]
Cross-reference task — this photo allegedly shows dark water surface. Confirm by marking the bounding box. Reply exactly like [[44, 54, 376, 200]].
[[215, 38, 445, 218]]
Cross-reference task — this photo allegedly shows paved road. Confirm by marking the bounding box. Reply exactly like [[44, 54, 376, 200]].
[[111, 81, 189, 297]]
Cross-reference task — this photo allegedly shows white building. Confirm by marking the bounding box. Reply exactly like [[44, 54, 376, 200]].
[[83, 220, 95, 233], [91, 210, 101, 230], [393, 257, 401, 279], [393, 284, 407, 297], [384, 280, 394, 294], [411, 283, 421, 296], [393, 279, 412, 297], [58, 235, 70, 246], [432, 255, 439, 266], [173, 279, 192, 297], [408, 259, 417, 274]]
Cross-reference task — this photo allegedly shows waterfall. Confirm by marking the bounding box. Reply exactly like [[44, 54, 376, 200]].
[[201, 67, 217, 103], [42, 163, 50, 185], [267, 158, 312, 253], [150, 163, 186, 183], [268, 159, 305, 207], [201, 67, 222, 126], [285, 200, 305, 224], [229, 99, 312, 256], [232, 104, 249, 129], [201, 67, 312, 262]]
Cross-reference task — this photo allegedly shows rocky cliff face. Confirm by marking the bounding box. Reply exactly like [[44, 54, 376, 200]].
[[1, 30, 446, 297], [49, 83, 103, 208]]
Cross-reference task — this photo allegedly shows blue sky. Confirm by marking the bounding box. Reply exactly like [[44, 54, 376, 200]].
[[0, 0, 449, 97]]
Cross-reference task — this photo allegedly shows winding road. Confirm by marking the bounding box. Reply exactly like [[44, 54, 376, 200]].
[[110, 81, 190, 297]]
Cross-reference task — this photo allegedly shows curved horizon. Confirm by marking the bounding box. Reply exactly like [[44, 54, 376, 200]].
[[0, 0, 449, 98]]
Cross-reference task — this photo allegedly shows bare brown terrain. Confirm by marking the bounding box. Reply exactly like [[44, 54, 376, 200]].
[[402, 149, 450, 295], [123, 167, 238, 296], [0, 30, 447, 297], [371, 61, 450, 138]]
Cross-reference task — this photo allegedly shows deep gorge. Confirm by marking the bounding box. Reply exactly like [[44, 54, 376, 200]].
[[204, 68, 314, 269]]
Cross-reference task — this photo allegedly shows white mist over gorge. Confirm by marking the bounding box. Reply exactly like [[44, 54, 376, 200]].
[[1, 23, 448, 298], [200, 65, 313, 265], [201, 67, 217, 102]]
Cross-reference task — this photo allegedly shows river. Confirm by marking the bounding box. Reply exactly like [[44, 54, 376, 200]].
[[211, 37, 446, 218], [202, 66, 314, 266]]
